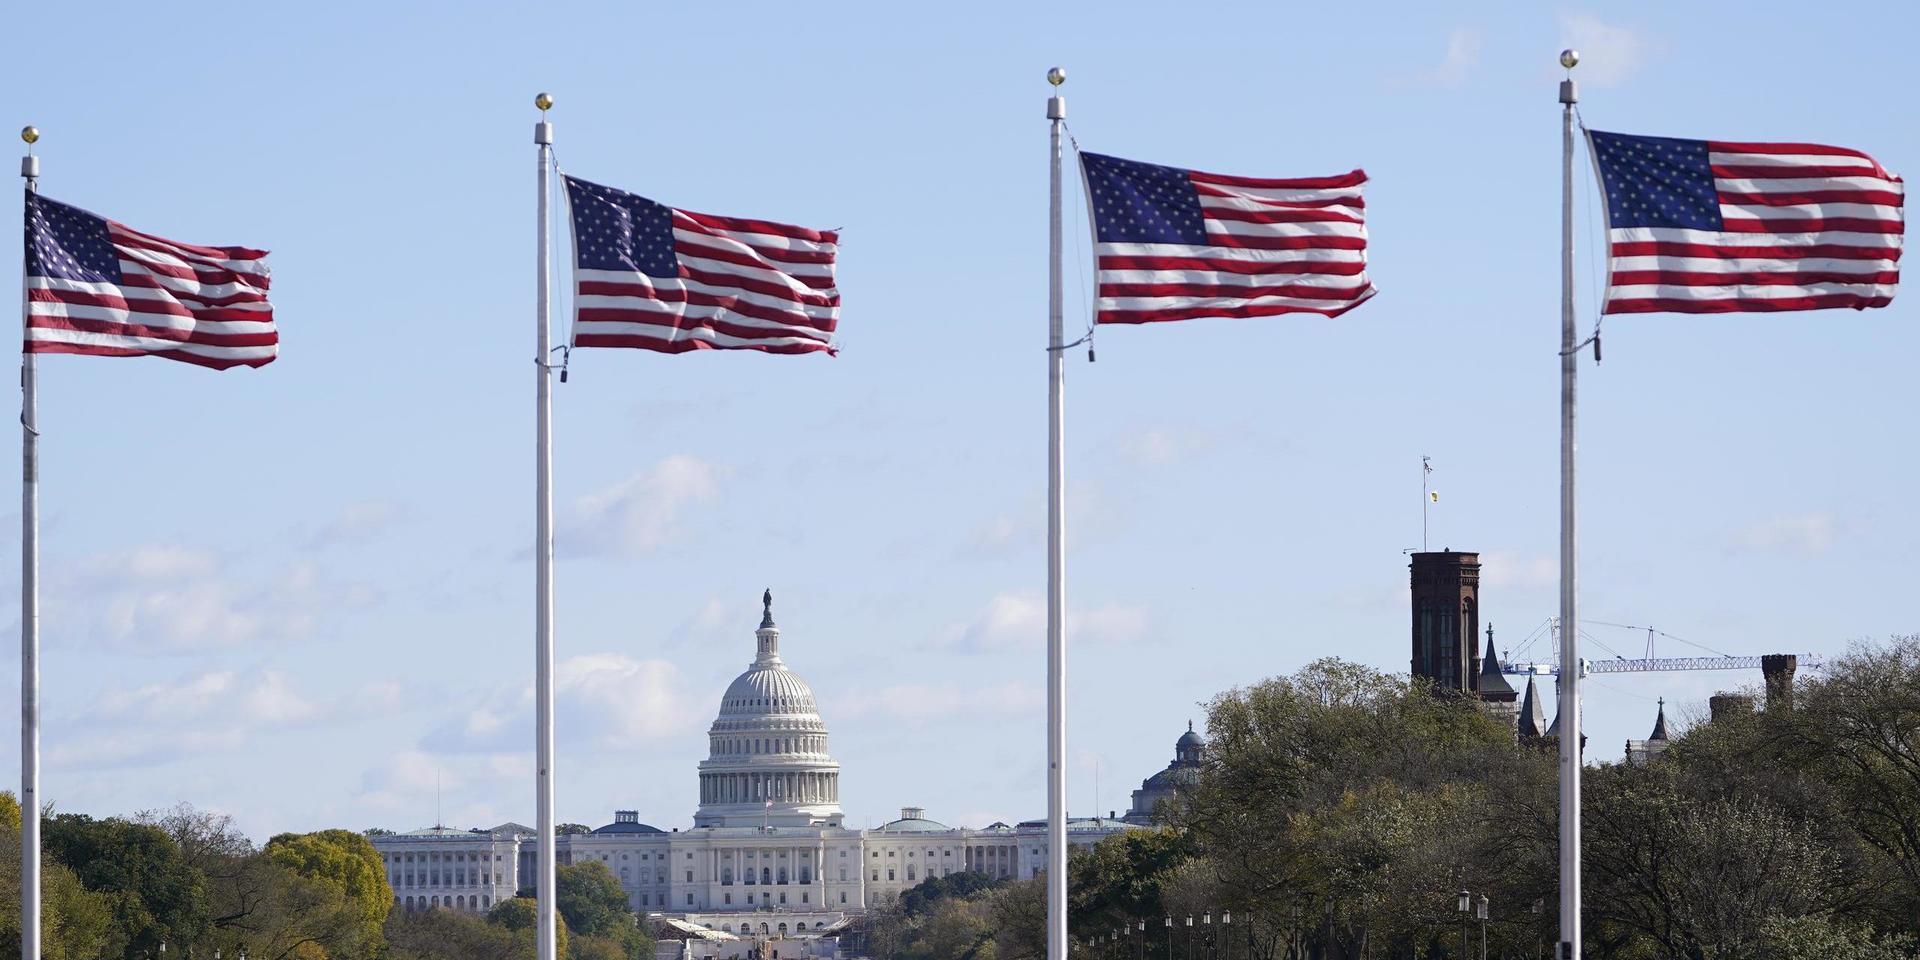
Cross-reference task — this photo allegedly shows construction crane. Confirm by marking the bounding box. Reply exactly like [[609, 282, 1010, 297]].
[[1495, 617, 1823, 678]]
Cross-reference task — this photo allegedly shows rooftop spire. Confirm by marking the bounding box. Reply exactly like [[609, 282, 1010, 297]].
[[1476, 623, 1517, 697], [1518, 675, 1547, 739], [1649, 697, 1670, 742]]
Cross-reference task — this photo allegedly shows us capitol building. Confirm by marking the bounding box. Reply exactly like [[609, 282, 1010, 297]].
[[373, 592, 1194, 937]]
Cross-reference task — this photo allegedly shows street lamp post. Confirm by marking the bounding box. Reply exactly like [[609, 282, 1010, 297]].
[[1475, 895, 1489, 960], [1137, 920, 1147, 960], [1457, 890, 1471, 960], [1185, 916, 1194, 960], [1165, 917, 1173, 960]]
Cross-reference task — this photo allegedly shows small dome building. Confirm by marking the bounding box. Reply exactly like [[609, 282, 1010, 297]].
[[1124, 722, 1204, 825]]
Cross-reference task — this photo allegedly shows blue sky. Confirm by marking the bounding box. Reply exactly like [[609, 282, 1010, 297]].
[[1, 2, 1915, 841]]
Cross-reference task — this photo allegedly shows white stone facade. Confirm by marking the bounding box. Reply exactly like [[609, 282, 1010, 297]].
[[376, 594, 1141, 927], [374, 826, 522, 914]]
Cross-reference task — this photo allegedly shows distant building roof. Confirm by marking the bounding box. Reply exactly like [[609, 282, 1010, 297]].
[[1648, 698, 1670, 742], [876, 807, 951, 833], [593, 821, 666, 834]]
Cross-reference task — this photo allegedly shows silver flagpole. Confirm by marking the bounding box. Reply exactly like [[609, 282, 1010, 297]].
[[18, 123, 41, 960], [1044, 66, 1068, 960], [532, 92, 558, 960], [1556, 50, 1582, 960]]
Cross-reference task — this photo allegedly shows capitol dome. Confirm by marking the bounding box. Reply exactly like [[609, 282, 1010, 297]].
[[693, 591, 844, 828]]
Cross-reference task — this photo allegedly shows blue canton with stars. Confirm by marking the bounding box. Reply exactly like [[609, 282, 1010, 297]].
[[24, 193, 122, 284], [564, 175, 678, 277], [1588, 130, 1724, 230], [1080, 152, 1207, 245]]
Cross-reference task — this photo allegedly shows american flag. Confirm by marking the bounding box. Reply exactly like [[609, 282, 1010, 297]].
[[24, 192, 274, 369], [1588, 130, 1905, 314], [1079, 152, 1375, 325], [563, 176, 838, 356]]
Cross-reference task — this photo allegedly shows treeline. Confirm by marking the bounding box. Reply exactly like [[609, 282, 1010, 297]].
[[869, 636, 1920, 960], [0, 800, 650, 960]]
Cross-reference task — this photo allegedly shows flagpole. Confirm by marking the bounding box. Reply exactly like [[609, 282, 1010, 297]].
[[18, 123, 41, 960], [1556, 50, 1582, 960], [1043, 65, 1068, 960], [532, 92, 558, 960]]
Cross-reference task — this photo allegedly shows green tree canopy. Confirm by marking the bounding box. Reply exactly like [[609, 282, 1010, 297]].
[[262, 828, 393, 956], [43, 813, 210, 957], [555, 860, 631, 939]]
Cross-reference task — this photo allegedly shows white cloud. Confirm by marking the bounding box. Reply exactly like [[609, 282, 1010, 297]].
[[421, 652, 695, 754], [941, 593, 1043, 650], [839, 682, 1041, 723], [58, 544, 381, 652], [556, 653, 692, 742], [1410, 28, 1482, 88], [1559, 13, 1649, 87], [670, 597, 734, 644], [308, 499, 406, 549], [935, 592, 1149, 651], [558, 455, 724, 557], [1117, 427, 1213, 467], [1481, 551, 1557, 589], [958, 514, 1036, 560], [1074, 604, 1150, 645], [53, 667, 325, 769], [1731, 513, 1836, 556]]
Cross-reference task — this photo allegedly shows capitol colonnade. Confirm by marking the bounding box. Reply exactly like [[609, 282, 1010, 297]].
[[698, 771, 840, 806]]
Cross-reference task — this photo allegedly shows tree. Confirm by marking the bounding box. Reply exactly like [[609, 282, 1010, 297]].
[[0, 794, 113, 960], [555, 860, 632, 939], [1069, 830, 1191, 930], [1788, 636, 1920, 920], [259, 829, 393, 958], [387, 906, 548, 960], [1584, 761, 1839, 959], [43, 813, 210, 957], [487, 895, 539, 931], [1173, 659, 1526, 959]]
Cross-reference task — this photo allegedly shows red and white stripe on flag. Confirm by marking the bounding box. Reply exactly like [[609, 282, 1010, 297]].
[[1588, 130, 1904, 314], [24, 193, 275, 370], [563, 176, 838, 356], [1079, 152, 1376, 325]]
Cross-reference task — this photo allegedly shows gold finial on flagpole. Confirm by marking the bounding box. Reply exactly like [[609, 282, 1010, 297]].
[[1560, 49, 1580, 70], [1046, 66, 1066, 86], [20, 125, 38, 145], [535, 92, 554, 112]]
